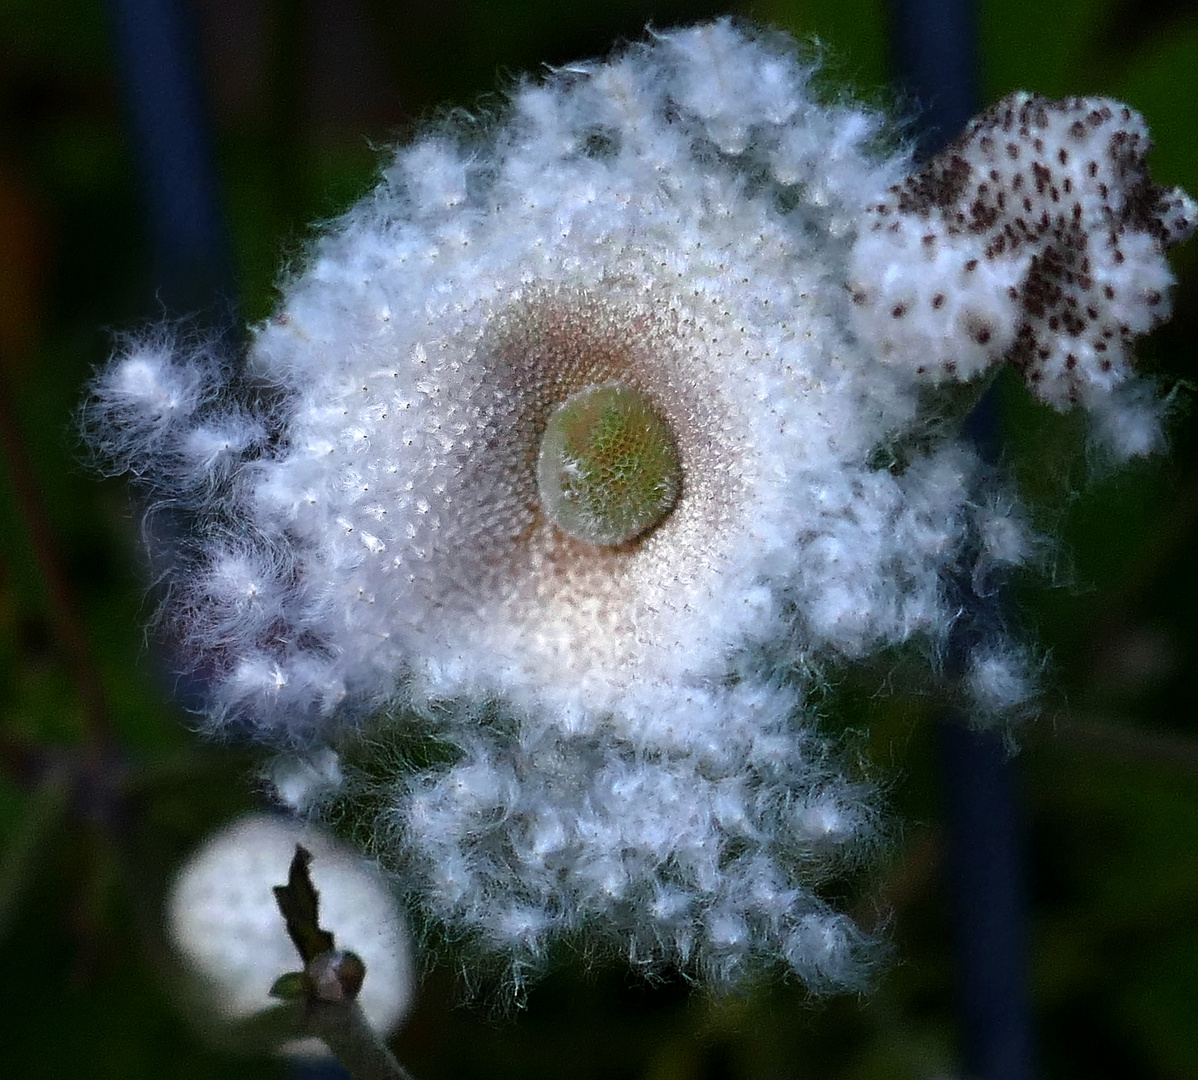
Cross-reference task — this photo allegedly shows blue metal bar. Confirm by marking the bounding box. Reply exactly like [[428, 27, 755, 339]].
[[890, 0, 979, 159], [937, 720, 1036, 1080], [106, 0, 237, 321], [890, 3, 1036, 1079]]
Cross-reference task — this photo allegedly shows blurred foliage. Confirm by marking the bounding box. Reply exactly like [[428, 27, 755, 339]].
[[0, 0, 1196, 1077]]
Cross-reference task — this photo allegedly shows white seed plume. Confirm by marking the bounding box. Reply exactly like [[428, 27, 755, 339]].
[[87, 20, 1193, 991]]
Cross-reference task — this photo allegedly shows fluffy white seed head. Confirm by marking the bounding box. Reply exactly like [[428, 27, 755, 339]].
[[89, 19, 1193, 992], [848, 93, 1195, 409]]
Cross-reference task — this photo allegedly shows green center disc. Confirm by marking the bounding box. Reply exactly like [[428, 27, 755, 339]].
[[536, 384, 682, 546]]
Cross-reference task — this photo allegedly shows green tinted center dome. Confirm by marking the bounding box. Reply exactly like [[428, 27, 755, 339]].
[[536, 384, 682, 546]]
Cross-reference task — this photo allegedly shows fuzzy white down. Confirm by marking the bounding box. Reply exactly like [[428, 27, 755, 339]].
[[87, 20, 1193, 991], [849, 93, 1195, 421]]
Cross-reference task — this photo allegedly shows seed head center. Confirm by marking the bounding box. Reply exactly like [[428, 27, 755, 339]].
[[536, 384, 681, 547]]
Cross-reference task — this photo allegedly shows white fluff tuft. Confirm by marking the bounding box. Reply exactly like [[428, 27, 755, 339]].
[[965, 645, 1038, 720]]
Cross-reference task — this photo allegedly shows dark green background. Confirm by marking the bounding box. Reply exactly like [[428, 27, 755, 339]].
[[1, 1, 1195, 1077]]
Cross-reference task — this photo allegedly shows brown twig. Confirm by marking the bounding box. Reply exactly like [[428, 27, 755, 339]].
[[0, 366, 114, 757], [271, 845, 417, 1080]]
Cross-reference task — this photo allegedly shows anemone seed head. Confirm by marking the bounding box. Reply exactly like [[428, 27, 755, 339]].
[[87, 19, 1194, 991]]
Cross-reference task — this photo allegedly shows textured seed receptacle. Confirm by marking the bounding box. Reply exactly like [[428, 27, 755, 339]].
[[537, 383, 682, 546]]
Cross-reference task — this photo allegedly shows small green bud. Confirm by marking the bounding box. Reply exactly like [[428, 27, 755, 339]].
[[269, 971, 308, 1000], [536, 383, 681, 546]]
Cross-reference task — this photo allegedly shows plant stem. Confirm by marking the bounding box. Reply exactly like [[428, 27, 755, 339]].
[[305, 1000, 417, 1080]]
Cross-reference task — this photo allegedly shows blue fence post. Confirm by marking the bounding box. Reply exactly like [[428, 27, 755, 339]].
[[106, 0, 237, 323], [891, 4, 1036, 1079]]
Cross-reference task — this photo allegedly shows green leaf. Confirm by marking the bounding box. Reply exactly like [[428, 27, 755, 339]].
[[268, 971, 309, 1001]]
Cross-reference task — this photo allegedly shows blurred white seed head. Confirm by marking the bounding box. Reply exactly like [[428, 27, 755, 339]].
[[166, 813, 414, 1057]]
